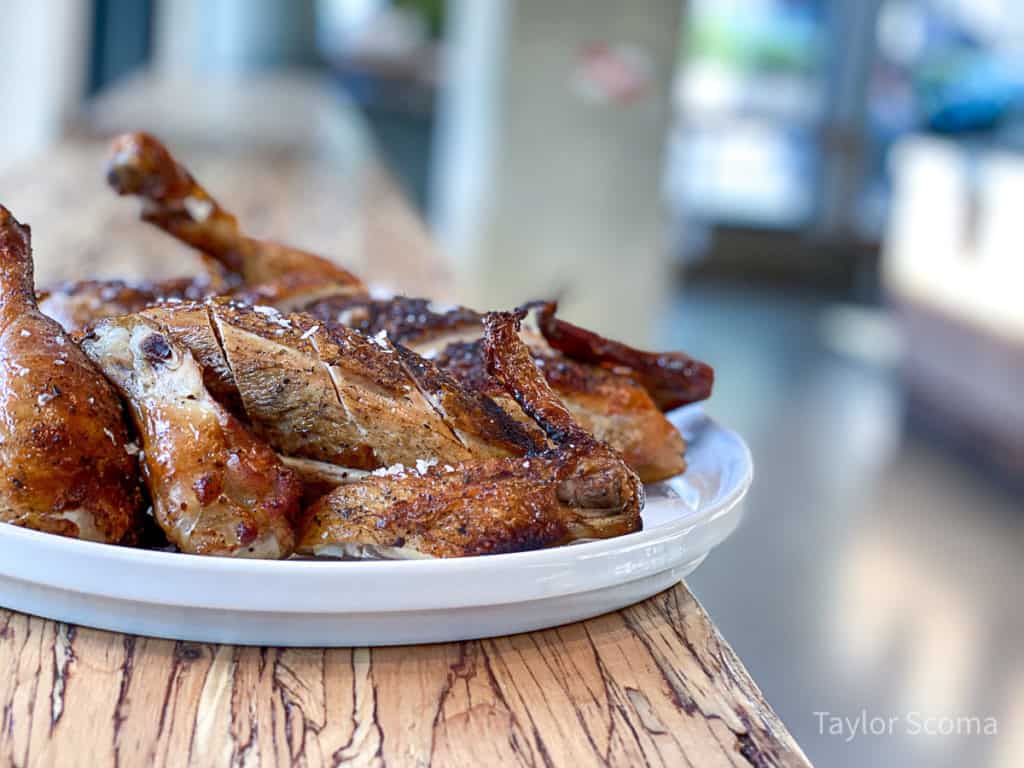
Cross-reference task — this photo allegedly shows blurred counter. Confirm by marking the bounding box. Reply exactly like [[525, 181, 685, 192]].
[[5, 71, 451, 299]]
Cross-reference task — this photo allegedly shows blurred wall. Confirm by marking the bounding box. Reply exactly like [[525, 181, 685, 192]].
[[0, 0, 91, 173], [152, 0, 317, 76], [432, 0, 683, 344]]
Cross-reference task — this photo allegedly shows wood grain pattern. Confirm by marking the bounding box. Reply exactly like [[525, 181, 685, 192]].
[[0, 108, 808, 766], [0, 586, 808, 767]]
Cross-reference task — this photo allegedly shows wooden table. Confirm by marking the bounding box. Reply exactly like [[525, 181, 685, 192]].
[[0, 78, 808, 767]]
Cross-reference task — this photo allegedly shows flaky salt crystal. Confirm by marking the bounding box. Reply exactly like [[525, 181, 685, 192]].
[[415, 458, 438, 475]]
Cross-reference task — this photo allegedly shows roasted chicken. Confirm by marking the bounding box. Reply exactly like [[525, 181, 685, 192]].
[[37, 132, 708, 493], [82, 315, 301, 557], [297, 310, 643, 558], [0, 206, 143, 542], [302, 295, 712, 409], [0, 132, 718, 565], [435, 335, 688, 483]]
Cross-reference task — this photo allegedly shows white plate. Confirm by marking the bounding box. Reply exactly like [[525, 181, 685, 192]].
[[0, 406, 751, 646]]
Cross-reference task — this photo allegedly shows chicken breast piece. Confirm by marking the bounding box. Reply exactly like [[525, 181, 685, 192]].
[[0, 206, 143, 543], [82, 315, 301, 558], [137, 299, 538, 470]]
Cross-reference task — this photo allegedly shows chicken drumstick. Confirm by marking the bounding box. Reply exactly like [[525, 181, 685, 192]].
[[106, 132, 364, 301], [82, 315, 302, 558]]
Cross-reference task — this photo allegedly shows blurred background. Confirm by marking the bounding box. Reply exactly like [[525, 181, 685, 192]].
[[0, 1, 1021, 765]]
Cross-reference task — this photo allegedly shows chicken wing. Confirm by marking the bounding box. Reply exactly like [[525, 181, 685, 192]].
[[0, 206, 143, 542], [134, 298, 539, 472], [82, 315, 301, 557], [297, 309, 643, 559], [533, 302, 713, 411], [106, 132, 364, 297], [436, 337, 688, 483]]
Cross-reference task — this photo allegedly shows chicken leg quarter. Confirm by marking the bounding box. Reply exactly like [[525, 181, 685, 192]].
[[0, 205, 143, 542]]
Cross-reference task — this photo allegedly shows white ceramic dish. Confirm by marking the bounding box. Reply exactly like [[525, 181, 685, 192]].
[[0, 406, 751, 646]]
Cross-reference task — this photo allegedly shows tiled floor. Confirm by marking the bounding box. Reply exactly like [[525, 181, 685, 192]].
[[659, 284, 1022, 767]]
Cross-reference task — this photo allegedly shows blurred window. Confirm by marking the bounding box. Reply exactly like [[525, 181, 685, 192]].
[[670, 0, 827, 229], [863, 0, 1024, 236], [669, 0, 1024, 252]]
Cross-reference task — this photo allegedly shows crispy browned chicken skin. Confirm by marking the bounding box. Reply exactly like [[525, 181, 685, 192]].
[[0, 206, 143, 542], [82, 315, 301, 557], [304, 295, 712, 408], [435, 336, 688, 483], [37, 269, 225, 334], [297, 310, 643, 558]]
